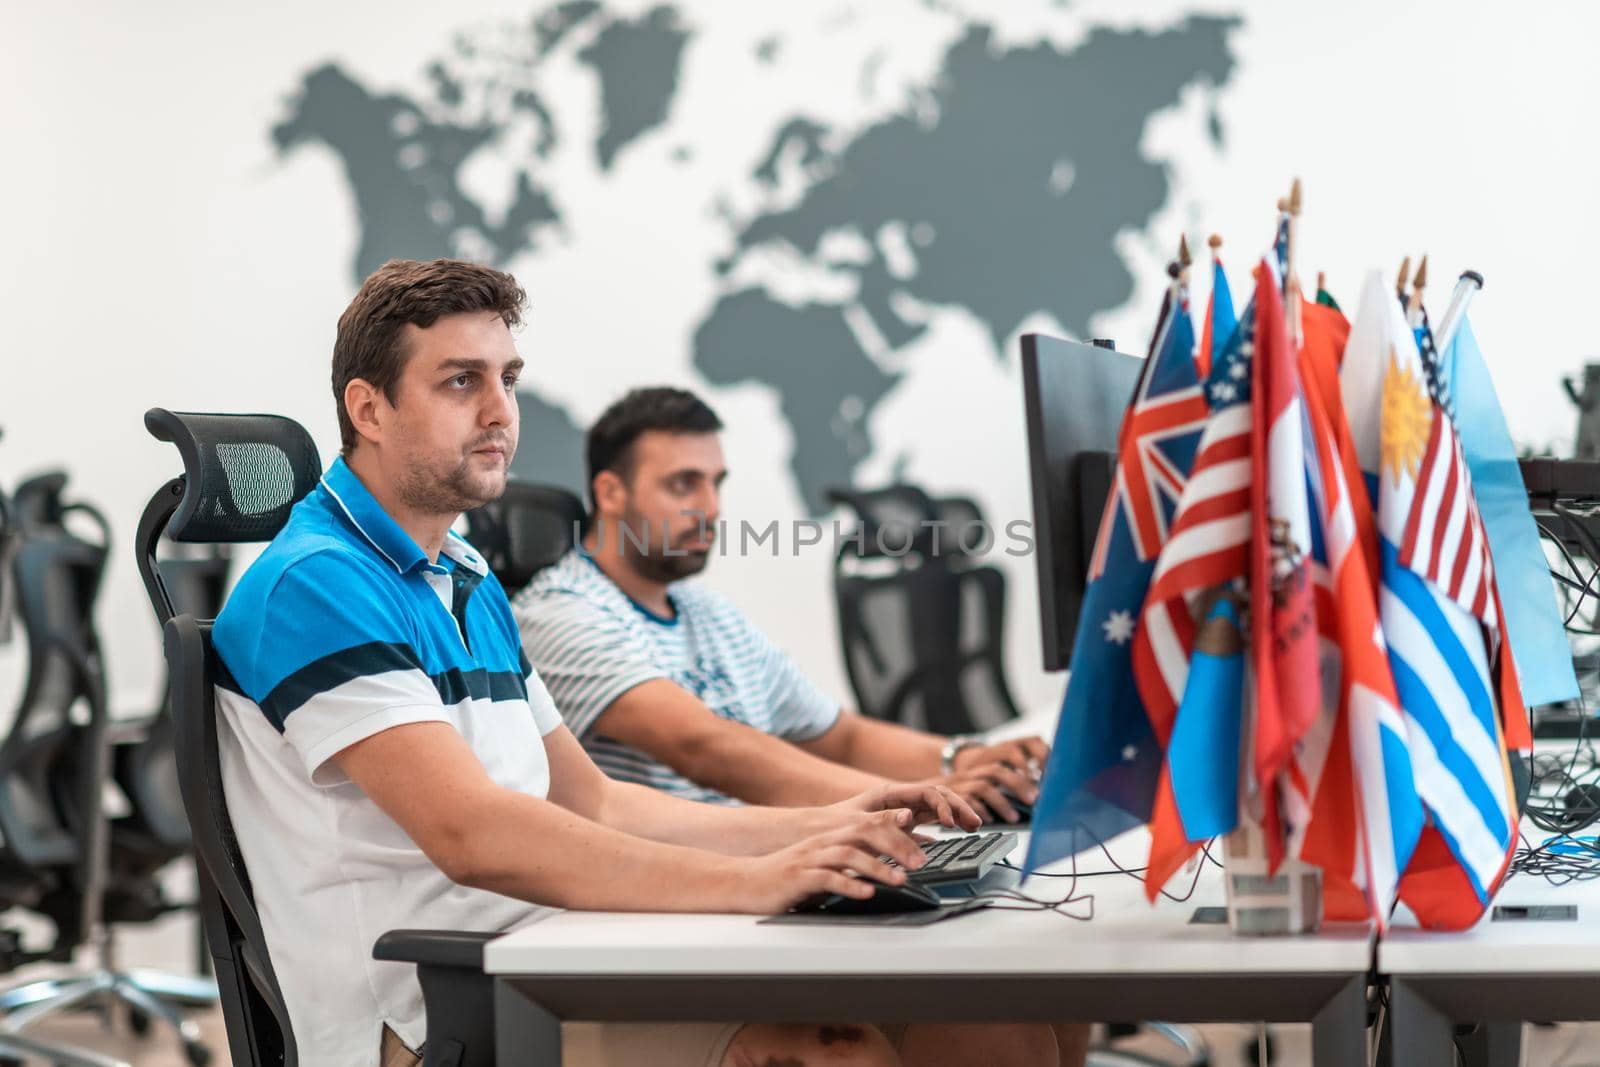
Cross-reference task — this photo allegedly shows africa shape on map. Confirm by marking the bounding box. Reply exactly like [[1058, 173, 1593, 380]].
[[273, 2, 1239, 510]]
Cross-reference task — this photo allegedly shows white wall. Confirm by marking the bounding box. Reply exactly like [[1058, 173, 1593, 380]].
[[2, 0, 1593, 724]]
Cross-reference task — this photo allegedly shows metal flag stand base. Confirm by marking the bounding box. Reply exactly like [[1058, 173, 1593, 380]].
[[1222, 820, 1324, 936]]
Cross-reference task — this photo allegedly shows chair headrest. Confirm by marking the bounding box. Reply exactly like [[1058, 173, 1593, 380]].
[[464, 481, 585, 590], [11, 471, 71, 528], [144, 409, 322, 544]]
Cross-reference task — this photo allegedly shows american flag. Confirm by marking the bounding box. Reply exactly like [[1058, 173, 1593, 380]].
[[1396, 411, 1497, 627]]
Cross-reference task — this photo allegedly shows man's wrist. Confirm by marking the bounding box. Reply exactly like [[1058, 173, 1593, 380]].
[[940, 734, 983, 775]]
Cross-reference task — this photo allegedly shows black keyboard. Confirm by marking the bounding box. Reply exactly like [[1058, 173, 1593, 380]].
[[887, 831, 1017, 887]]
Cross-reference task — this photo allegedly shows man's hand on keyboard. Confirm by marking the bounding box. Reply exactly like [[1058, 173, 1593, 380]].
[[730, 808, 928, 913], [939, 737, 1046, 822], [831, 781, 980, 832], [951, 736, 1049, 778]]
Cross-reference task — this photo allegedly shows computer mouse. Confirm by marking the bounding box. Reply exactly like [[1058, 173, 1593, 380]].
[[982, 788, 1032, 825], [796, 880, 943, 915]]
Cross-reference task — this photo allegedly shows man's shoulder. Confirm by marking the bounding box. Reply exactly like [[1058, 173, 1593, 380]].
[[672, 580, 752, 628], [214, 513, 411, 680], [515, 550, 625, 617]]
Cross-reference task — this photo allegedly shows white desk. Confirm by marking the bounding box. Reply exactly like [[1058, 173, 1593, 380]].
[[1379, 854, 1600, 1067], [485, 831, 1374, 1064]]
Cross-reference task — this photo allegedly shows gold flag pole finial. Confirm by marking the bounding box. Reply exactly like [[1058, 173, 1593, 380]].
[[1178, 234, 1193, 267], [1397, 255, 1412, 294], [1316, 270, 1327, 294], [1288, 177, 1303, 217], [1207, 233, 1222, 258], [1406, 254, 1429, 319]]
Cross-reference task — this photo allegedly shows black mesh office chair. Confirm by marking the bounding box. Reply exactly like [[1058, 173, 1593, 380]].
[[463, 480, 585, 592], [0, 472, 189, 1067], [138, 409, 497, 1067], [827, 485, 1020, 735], [105, 552, 228, 920]]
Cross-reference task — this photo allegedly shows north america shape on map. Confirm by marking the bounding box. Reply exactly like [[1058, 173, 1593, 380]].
[[272, 3, 1239, 510]]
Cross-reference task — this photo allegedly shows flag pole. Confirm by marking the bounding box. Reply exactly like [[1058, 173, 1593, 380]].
[[1285, 177, 1304, 344], [1407, 254, 1429, 328], [1433, 270, 1485, 354]]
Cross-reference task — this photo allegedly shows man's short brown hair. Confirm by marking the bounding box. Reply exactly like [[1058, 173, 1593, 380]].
[[332, 258, 526, 453]]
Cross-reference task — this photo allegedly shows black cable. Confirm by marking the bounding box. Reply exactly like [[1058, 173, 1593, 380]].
[[996, 834, 1219, 906], [977, 830, 1095, 920]]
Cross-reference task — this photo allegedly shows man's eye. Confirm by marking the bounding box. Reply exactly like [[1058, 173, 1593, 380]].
[[450, 374, 474, 388], [502, 374, 520, 390]]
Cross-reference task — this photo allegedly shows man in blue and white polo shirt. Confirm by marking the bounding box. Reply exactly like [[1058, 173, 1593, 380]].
[[514, 388, 1051, 823], [212, 260, 1011, 1067]]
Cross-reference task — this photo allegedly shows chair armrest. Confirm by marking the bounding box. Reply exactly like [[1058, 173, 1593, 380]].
[[373, 929, 497, 970], [374, 930, 499, 1067]]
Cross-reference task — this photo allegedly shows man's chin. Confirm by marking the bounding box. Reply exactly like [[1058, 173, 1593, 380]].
[[650, 550, 710, 582], [452, 469, 510, 510]]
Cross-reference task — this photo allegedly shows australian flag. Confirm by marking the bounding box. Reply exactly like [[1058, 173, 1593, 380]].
[[1025, 294, 1210, 872]]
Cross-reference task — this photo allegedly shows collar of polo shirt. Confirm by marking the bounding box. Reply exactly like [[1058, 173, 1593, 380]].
[[319, 457, 488, 579]]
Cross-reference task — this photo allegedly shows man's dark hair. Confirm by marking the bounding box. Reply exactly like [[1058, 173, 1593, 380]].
[[332, 258, 526, 453], [587, 387, 723, 496]]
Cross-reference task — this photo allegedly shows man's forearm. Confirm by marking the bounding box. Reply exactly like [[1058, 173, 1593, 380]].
[[822, 714, 943, 780], [595, 780, 816, 855], [449, 788, 746, 910], [676, 722, 884, 805]]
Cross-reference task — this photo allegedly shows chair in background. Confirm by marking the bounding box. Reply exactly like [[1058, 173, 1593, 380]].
[[107, 547, 233, 988], [0, 472, 194, 1067], [463, 480, 586, 592], [139, 409, 497, 1067], [826, 484, 1021, 735]]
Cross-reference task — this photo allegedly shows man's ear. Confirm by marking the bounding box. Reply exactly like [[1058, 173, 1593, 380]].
[[591, 470, 626, 518], [344, 378, 388, 450]]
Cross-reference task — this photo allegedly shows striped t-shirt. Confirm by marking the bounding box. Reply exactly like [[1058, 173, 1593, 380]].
[[212, 457, 561, 1067], [513, 549, 840, 803]]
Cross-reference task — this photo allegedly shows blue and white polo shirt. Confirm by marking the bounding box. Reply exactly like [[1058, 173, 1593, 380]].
[[212, 457, 562, 1067], [512, 549, 840, 804]]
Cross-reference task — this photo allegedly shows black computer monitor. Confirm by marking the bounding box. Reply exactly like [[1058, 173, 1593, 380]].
[[1019, 333, 1144, 672]]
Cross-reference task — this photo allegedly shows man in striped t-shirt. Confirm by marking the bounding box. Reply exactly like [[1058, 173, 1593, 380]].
[[514, 388, 1051, 822]]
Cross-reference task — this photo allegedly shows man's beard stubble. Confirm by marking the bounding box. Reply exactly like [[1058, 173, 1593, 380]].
[[612, 508, 711, 584], [397, 435, 515, 515]]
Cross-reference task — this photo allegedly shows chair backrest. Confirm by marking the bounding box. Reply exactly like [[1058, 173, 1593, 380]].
[[140, 408, 322, 1067], [828, 486, 1020, 734], [119, 548, 234, 852], [165, 616, 296, 1066], [5, 472, 108, 873], [463, 481, 585, 592], [0, 485, 19, 647], [826, 484, 937, 558]]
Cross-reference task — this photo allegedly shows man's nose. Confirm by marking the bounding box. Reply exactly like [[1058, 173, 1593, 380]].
[[696, 484, 721, 526], [483, 380, 517, 428]]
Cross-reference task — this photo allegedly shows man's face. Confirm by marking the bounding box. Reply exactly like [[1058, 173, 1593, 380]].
[[382, 310, 523, 515], [604, 430, 725, 583]]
